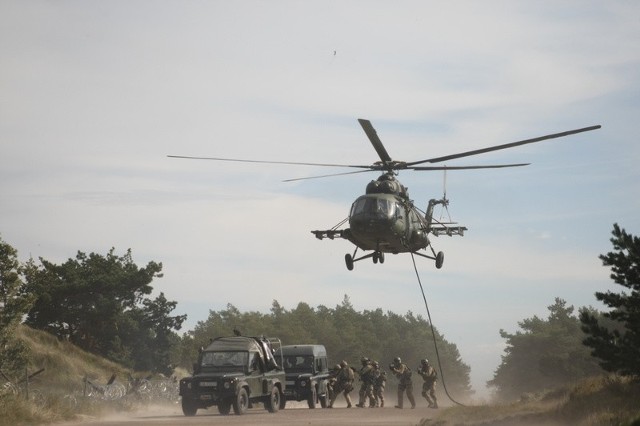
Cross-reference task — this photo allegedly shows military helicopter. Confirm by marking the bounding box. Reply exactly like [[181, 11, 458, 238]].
[[169, 119, 600, 271]]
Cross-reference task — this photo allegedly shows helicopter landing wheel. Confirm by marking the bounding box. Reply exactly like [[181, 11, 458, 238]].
[[435, 251, 444, 269], [379, 252, 385, 264], [372, 252, 378, 264], [345, 253, 354, 271]]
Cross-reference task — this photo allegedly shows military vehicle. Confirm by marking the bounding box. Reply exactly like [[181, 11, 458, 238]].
[[275, 344, 330, 408], [179, 336, 285, 416]]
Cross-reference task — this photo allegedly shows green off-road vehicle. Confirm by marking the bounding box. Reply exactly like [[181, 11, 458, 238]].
[[275, 344, 330, 408], [179, 336, 285, 416]]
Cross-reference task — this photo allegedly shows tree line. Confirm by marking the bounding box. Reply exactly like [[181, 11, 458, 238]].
[[488, 223, 640, 399], [0, 243, 186, 375], [1, 222, 638, 400]]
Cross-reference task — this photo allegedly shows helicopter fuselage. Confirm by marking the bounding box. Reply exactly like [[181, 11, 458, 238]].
[[345, 193, 429, 254], [311, 172, 462, 269]]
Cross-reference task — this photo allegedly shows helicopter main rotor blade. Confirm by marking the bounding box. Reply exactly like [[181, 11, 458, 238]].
[[283, 169, 377, 182], [410, 163, 530, 171], [358, 119, 393, 164], [167, 155, 372, 169], [406, 125, 601, 166]]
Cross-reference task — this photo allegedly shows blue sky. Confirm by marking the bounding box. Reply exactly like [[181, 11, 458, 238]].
[[2, 1, 639, 398]]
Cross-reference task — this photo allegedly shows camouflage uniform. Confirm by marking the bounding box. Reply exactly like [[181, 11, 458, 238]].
[[327, 364, 341, 405], [372, 361, 386, 408], [356, 357, 375, 408], [417, 359, 438, 408], [329, 360, 354, 408], [390, 357, 415, 409]]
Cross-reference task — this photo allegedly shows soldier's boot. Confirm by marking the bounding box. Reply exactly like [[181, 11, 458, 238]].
[[425, 395, 434, 407], [380, 398, 384, 408], [432, 398, 438, 409], [407, 390, 416, 409], [345, 393, 353, 408], [395, 389, 403, 408]]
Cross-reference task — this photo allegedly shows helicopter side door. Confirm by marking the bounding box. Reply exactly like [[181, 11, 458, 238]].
[[407, 208, 428, 249]]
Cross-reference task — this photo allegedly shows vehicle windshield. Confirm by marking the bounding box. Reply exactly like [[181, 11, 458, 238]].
[[350, 198, 397, 219], [282, 355, 314, 372], [201, 351, 249, 369]]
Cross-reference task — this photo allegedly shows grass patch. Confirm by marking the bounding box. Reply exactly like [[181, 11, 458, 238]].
[[420, 376, 640, 426]]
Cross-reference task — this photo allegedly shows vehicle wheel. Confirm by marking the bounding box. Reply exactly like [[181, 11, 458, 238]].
[[218, 399, 232, 415], [307, 386, 317, 409], [436, 251, 444, 269], [265, 386, 280, 413], [279, 392, 287, 410], [379, 251, 385, 264], [345, 253, 354, 271], [233, 388, 249, 415], [181, 397, 198, 416]]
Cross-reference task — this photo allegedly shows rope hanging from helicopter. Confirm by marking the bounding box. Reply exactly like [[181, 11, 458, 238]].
[[410, 252, 467, 407]]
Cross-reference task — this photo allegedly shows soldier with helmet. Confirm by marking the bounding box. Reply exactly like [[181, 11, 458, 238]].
[[327, 364, 341, 405], [417, 358, 438, 408], [389, 356, 416, 409], [329, 360, 355, 408], [356, 357, 375, 408], [372, 360, 386, 407]]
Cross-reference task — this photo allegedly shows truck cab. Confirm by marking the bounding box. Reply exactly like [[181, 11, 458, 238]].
[[274, 344, 330, 408], [179, 336, 285, 416]]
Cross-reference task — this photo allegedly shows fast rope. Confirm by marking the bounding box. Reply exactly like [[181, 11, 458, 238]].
[[411, 252, 467, 407]]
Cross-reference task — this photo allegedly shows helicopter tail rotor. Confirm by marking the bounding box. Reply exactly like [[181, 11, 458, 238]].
[[439, 168, 452, 223]]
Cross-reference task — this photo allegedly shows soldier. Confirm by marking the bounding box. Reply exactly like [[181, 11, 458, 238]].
[[327, 364, 341, 405], [417, 359, 438, 408], [389, 356, 415, 409], [372, 360, 386, 408], [329, 360, 354, 408], [356, 357, 375, 408]]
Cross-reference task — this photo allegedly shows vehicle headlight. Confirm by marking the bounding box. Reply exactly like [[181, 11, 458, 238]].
[[187, 383, 192, 389], [300, 380, 307, 387], [224, 381, 231, 389]]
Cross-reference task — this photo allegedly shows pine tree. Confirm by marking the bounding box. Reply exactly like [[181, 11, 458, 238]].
[[579, 223, 640, 376], [0, 236, 34, 373]]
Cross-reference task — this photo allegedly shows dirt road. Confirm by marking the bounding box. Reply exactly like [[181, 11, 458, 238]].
[[60, 401, 438, 426]]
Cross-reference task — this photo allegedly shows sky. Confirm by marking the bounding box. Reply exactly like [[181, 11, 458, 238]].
[[2, 1, 639, 399]]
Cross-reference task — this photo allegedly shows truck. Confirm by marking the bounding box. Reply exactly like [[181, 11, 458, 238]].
[[179, 336, 285, 416], [274, 344, 330, 408]]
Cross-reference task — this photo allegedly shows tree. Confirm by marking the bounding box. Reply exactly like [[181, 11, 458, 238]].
[[580, 223, 640, 376], [23, 248, 185, 373], [488, 298, 604, 399], [0, 236, 34, 373], [120, 293, 187, 374]]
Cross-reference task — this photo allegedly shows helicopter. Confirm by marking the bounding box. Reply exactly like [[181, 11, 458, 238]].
[[168, 119, 600, 271]]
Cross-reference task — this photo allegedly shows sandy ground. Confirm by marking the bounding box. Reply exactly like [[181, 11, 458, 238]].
[[56, 400, 439, 426]]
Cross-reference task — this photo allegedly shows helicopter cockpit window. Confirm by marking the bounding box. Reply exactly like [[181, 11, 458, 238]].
[[351, 199, 366, 216], [377, 199, 396, 218], [350, 198, 396, 219]]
